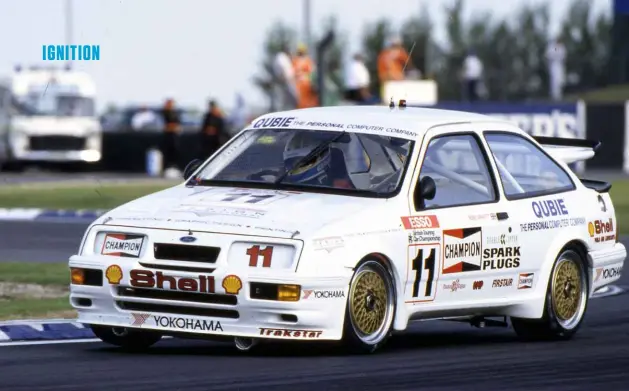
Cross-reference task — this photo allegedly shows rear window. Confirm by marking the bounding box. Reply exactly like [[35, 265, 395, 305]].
[[484, 133, 575, 199]]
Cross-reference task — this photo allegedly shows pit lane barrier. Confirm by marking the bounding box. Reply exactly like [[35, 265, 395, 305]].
[[0, 285, 624, 343], [0, 208, 107, 222]]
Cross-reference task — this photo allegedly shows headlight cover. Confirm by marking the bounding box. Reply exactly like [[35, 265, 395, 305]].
[[91, 231, 147, 258]]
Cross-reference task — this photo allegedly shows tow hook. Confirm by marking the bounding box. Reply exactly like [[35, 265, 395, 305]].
[[234, 337, 258, 351], [470, 316, 509, 328]]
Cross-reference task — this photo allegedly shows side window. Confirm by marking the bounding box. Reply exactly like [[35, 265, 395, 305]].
[[484, 133, 575, 199], [417, 134, 497, 209]]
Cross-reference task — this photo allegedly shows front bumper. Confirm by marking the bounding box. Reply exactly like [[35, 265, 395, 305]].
[[69, 255, 351, 341], [13, 149, 101, 162], [588, 242, 626, 294]]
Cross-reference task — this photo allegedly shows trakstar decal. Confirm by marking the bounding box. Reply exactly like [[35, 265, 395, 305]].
[[259, 328, 323, 338]]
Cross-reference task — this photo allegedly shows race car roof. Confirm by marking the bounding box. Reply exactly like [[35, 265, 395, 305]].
[[246, 105, 506, 140]]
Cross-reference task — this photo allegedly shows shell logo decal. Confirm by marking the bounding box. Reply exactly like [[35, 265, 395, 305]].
[[222, 275, 242, 295], [588, 222, 595, 237], [105, 265, 123, 284]]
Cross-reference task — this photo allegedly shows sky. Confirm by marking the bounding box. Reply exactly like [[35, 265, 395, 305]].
[[1, 0, 611, 112]]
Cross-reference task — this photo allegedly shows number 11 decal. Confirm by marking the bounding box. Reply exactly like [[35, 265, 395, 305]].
[[406, 244, 440, 302]]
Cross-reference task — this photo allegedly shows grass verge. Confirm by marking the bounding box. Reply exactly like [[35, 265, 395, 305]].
[[0, 262, 74, 321], [565, 84, 629, 102], [0, 182, 176, 210], [610, 180, 629, 235]]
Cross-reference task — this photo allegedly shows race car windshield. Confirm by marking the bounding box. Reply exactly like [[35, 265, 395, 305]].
[[193, 128, 414, 197]]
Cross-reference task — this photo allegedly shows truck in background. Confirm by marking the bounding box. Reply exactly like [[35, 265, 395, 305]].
[[0, 66, 102, 170]]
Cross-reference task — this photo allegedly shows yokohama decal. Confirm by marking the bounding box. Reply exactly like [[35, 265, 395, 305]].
[[131, 313, 150, 326]]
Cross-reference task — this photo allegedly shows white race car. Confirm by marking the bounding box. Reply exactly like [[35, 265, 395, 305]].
[[69, 104, 626, 353]]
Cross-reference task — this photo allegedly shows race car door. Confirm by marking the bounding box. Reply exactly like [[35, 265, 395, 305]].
[[403, 127, 516, 311], [481, 131, 588, 293]]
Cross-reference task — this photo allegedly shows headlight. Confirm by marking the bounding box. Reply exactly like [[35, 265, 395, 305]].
[[228, 242, 296, 269], [8, 129, 27, 146], [86, 131, 101, 149]]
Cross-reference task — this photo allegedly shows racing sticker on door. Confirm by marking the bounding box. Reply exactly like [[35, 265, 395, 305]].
[[405, 243, 440, 303], [442, 228, 482, 274]]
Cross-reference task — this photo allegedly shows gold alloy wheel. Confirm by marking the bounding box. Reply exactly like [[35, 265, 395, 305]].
[[349, 270, 388, 336], [552, 258, 583, 322]]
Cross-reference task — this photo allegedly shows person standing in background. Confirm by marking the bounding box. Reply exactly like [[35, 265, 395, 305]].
[[343, 53, 372, 104], [377, 36, 412, 97], [199, 99, 226, 159], [461, 49, 483, 102], [293, 43, 319, 108], [546, 37, 567, 101], [228, 93, 248, 135], [273, 44, 298, 110], [161, 98, 182, 176]]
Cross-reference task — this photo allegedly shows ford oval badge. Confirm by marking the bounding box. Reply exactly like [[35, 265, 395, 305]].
[[180, 236, 196, 243]]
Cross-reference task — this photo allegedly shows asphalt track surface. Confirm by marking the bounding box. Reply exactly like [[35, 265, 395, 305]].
[[0, 222, 629, 390], [0, 171, 153, 185], [0, 221, 86, 262], [1, 280, 628, 391]]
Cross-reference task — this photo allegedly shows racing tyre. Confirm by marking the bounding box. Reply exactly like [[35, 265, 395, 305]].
[[90, 325, 163, 350], [343, 258, 396, 353], [511, 248, 588, 341]]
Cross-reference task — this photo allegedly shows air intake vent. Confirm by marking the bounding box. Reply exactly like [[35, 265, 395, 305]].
[[153, 243, 220, 263]]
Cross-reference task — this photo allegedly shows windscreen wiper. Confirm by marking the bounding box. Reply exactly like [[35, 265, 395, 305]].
[[274, 131, 347, 185]]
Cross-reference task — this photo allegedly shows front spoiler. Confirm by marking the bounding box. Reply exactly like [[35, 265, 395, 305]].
[[588, 242, 626, 294], [78, 311, 339, 341]]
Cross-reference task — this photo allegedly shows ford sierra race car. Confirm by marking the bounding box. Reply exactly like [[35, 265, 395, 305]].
[[69, 104, 626, 353]]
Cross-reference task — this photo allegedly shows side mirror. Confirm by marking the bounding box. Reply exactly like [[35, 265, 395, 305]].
[[413, 175, 436, 209], [183, 159, 203, 180]]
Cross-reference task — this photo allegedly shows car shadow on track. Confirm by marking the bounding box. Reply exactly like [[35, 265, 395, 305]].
[[85, 326, 521, 357]]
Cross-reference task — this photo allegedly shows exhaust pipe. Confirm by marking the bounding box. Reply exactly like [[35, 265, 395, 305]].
[[234, 337, 258, 351]]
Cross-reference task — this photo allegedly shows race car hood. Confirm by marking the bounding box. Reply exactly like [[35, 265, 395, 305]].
[[102, 185, 381, 239]]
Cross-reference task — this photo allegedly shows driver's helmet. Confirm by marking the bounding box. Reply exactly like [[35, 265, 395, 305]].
[[282, 132, 332, 183]]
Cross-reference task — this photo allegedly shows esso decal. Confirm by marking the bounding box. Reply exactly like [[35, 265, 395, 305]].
[[401, 215, 440, 230]]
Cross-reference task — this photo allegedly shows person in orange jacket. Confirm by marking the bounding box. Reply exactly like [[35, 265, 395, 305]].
[[292, 43, 319, 108], [377, 36, 413, 96]]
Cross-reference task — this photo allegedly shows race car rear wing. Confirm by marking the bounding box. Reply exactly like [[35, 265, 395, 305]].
[[533, 136, 602, 165], [533, 136, 610, 193]]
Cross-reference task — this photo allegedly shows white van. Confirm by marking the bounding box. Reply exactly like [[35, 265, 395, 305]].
[[0, 66, 102, 170]]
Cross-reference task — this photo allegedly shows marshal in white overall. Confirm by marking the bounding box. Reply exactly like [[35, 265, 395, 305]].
[[69, 104, 626, 353]]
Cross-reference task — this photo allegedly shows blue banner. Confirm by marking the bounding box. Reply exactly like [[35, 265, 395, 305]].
[[615, 0, 629, 15], [426, 102, 583, 139]]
